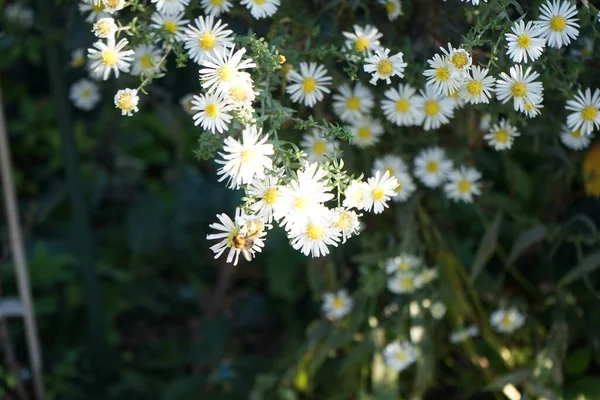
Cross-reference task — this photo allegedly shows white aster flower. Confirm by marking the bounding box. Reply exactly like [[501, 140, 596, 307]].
[[387, 271, 418, 294], [4, 1, 34, 27], [350, 116, 384, 148], [444, 166, 482, 203], [416, 268, 438, 286], [536, 0, 579, 49], [505, 20, 545, 63], [290, 213, 341, 258], [114, 88, 139, 116], [381, 84, 424, 126], [495, 65, 544, 115], [343, 180, 371, 210], [183, 16, 234, 64], [92, 17, 117, 39], [200, 46, 257, 95], [69, 79, 101, 111], [391, 171, 416, 203], [372, 155, 408, 179], [449, 325, 479, 343], [102, 0, 126, 13], [459, 66, 495, 104], [201, 0, 233, 16], [300, 128, 337, 163], [490, 308, 526, 333], [331, 207, 361, 243], [131, 44, 162, 76], [79, 0, 109, 23], [247, 175, 281, 224], [240, 0, 280, 19], [364, 48, 407, 85], [71, 49, 86, 68], [379, 0, 402, 20], [322, 289, 353, 320], [522, 96, 544, 118], [216, 125, 274, 189], [430, 302, 447, 319], [180, 94, 195, 115], [332, 82, 374, 123], [342, 24, 383, 59], [484, 119, 520, 151], [565, 88, 600, 136], [150, 0, 189, 15], [87, 37, 135, 80], [440, 44, 472, 77], [286, 62, 332, 107], [383, 341, 418, 372], [423, 54, 462, 96], [414, 85, 455, 131], [365, 171, 399, 214], [150, 11, 189, 42], [560, 126, 592, 150], [191, 92, 233, 134], [385, 253, 422, 274], [226, 72, 258, 107], [413, 147, 453, 188], [460, 0, 488, 4]]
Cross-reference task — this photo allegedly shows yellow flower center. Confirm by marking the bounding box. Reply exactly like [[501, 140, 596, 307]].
[[92, 3, 104, 12], [81, 89, 92, 98], [465, 80, 483, 96], [384, 167, 395, 177], [377, 59, 393, 76], [140, 54, 153, 69], [293, 195, 309, 211], [582, 105, 598, 121], [571, 129, 582, 138], [306, 223, 324, 240], [263, 187, 279, 205], [253, 0, 267, 4], [162, 20, 177, 33], [346, 96, 361, 111], [355, 37, 370, 52], [395, 99, 409, 112], [401, 277, 414, 289], [104, 0, 121, 9], [357, 127, 372, 139], [510, 82, 527, 98], [312, 141, 327, 155], [218, 65, 236, 81], [524, 101, 535, 111], [240, 148, 257, 163], [500, 315, 513, 327], [435, 66, 450, 81], [116, 92, 136, 112], [395, 351, 407, 361], [426, 161, 439, 173], [229, 84, 251, 103], [424, 100, 440, 116], [335, 213, 352, 230], [517, 34, 531, 48], [302, 77, 317, 94], [205, 103, 218, 118], [372, 187, 385, 200], [495, 130, 509, 143], [385, 1, 396, 14], [457, 179, 471, 193], [210, 0, 224, 4], [398, 261, 411, 272], [72, 56, 85, 67], [451, 52, 468, 69], [95, 20, 113, 37], [549, 15, 567, 32], [101, 50, 118, 66], [199, 32, 217, 50], [332, 297, 344, 309]]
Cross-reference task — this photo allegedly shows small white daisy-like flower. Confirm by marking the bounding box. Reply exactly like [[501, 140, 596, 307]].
[[387, 271, 418, 294], [440, 44, 472, 77], [4, 1, 34, 27], [216, 125, 274, 189], [459, 66, 495, 104], [495, 65, 544, 114], [240, 0, 280, 19], [448, 89, 466, 109], [206, 209, 267, 266], [331, 207, 361, 243], [191, 92, 233, 134], [350, 116, 384, 148], [391, 171, 416, 203], [290, 213, 341, 258], [342, 24, 383, 59], [102, 0, 126, 13], [480, 113, 492, 132], [423, 54, 462, 96], [87, 37, 135, 80], [92, 17, 117, 39], [200, 46, 257, 95], [536, 0, 579, 49], [381, 84, 424, 126], [150, 0, 189, 15], [379, 0, 402, 20], [430, 302, 447, 319], [565, 88, 600, 136], [131, 44, 162, 76], [201, 0, 233, 16], [225, 72, 258, 108], [522, 96, 545, 118], [484, 119, 521, 151], [449, 325, 479, 344], [364, 48, 407, 85], [505, 20, 546, 63], [444, 166, 482, 203], [560, 126, 592, 150], [460, 0, 488, 5], [414, 85, 455, 131], [183, 16, 234, 65], [114, 88, 139, 116], [490, 308, 526, 333], [69, 79, 101, 111], [180, 94, 195, 115], [322, 289, 353, 320], [372, 155, 408, 179], [332, 82, 374, 123], [286, 62, 332, 107], [385, 253, 422, 274], [300, 128, 337, 163], [79, 0, 109, 23], [71, 49, 87, 68], [343, 180, 371, 210], [383, 341, 418, 372], [416, 268, 438, 286], [413, 147, 453, 188], [150, 11, 189, 42], [364, 170, 399, 214], [247, 175, 281, 224]]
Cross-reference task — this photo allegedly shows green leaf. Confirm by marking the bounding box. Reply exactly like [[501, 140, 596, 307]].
[[507, 225, 548, 264], [563, 376, 600, 400], [469, 212, 502, 283], [162, 377, 203, 400], [505, 160, 532, 203], [565, 347, 592, 377], [559, 250, 600, 286]]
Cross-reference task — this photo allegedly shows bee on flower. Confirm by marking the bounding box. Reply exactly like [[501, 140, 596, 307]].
[[322, 289, 353, 320]]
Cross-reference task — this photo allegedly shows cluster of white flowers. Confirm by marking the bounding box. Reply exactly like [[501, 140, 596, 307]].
[[384, 253, 438, 295]]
